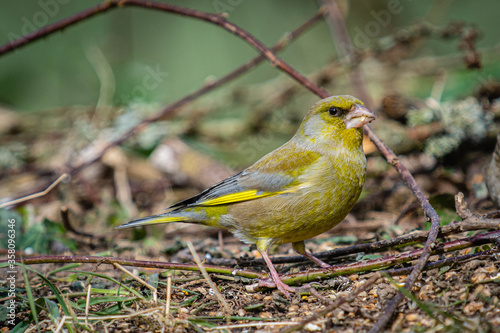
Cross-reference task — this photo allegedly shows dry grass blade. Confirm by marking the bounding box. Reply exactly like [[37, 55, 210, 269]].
[[113, 262, 158, 303], [164, 274, 172, 319], [53, 316, 66, 333], [85, 283, 91, 326], [186, 241, 232, 318], [319, 0, 444, 330], [0, 4, 324, 208], [60, 307, 163, 322]]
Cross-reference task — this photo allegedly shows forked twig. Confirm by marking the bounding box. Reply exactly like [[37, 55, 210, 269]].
[[1, 4, 324, 207], [207, 214, 500, 267], [0, 2, 485, 330], [319, 1, 442, 330], [4, 229, 498, 288]]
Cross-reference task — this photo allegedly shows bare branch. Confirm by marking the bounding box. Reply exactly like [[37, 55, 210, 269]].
[[2, 5, 324, 207]]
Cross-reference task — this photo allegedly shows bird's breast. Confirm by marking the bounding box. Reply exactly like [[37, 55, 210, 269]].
[[226, 147, 367, 245]]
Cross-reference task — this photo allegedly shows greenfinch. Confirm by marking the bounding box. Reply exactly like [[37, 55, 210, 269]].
[[118, 95, 376, 297]]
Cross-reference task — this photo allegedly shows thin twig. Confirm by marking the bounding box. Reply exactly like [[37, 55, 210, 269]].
[[455, 192, 481, 220], [186, 241, 232, 318], [85, 283, 91, 327], [62, 307, 163, 321], [54, 316, 66, 333], [60, 206, 107, 240], [320, 1, 442, 330], [1, 4, 324, 207], [246, 230, 500, 291], [113, 263, 158, 303], [0, 4, 481, 327], [208, 215, 500, 266], [7, 230, 498, 290], [384, 249, 496, 276], [164, 275, 172, 319], [319, 0, 374, 109], [3, 255, 262, 278], [0, 173, 69, 208], [0, 3, 115, 55]]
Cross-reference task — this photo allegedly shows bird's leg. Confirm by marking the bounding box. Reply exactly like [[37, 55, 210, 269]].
[[292, 241, 331, 268], [259, 250, 295, 298]]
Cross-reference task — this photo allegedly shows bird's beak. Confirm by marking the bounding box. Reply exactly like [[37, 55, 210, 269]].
[[344, 104, 376, 129]]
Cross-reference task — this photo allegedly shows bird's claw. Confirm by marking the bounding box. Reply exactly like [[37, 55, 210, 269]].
[[258, 278, 295, 298]]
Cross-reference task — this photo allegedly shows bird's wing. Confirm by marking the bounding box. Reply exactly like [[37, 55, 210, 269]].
[[168, 147, 321, 210]]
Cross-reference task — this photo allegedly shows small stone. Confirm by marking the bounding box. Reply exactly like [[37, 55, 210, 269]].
[[237, 308, 246, 317], [471, 272, 487, 283], [478, 263, 498, 273], [259, 311, 273, 319], [334, 309, 345, 320], [444, 271, 458, 280], [463, 301, 483, 316], [304, 323, 322, 331], [406, 313, 419, 322], [418, 282, 434, 301], [420, 318, 436, 328]]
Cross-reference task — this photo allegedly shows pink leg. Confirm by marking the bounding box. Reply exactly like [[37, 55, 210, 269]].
[[293, 241, 331, 268], [260, 250, 295, 298]]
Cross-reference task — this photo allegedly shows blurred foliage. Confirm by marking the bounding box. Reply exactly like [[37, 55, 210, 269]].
[[0, 208, 76, 254], [1, 0, 500, 111], [427, 193, 457, 228], [1, 1, 499, 171]]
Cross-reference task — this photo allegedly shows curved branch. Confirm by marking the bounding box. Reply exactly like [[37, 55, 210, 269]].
[[2, 4, 325, 207], [0, 2, 114, 55], [1, 2, 445, 327], [4, 255, 261, 279], [208, 217, 500, 267], [5, 230, 497, 291]]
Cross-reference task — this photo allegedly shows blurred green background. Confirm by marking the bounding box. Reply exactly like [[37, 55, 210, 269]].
[[1, 0, 499, 111]]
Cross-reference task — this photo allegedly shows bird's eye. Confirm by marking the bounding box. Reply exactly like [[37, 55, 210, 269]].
[[328, 106, 341, 117]]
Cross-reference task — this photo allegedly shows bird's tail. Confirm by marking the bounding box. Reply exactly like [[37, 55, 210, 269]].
[[116, 213, 192, 229]]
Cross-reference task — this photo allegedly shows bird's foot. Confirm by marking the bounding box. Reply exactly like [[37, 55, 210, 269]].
[[292, 241, 331, 268], [317, 261, 331, 269], [258, 278, 295, 298]]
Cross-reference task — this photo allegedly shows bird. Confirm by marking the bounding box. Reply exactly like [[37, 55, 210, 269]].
[[117, 95, 376, 297]]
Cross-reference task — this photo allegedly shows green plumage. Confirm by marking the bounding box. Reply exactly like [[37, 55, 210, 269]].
[[118, 95, 376, 296]]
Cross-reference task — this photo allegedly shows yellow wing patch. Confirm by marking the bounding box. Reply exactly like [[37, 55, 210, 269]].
[[201, 190, 277, 206], [199, 183, 311, 207]]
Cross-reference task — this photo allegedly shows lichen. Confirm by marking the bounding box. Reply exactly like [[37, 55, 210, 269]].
[[406, 97, 492, 157]]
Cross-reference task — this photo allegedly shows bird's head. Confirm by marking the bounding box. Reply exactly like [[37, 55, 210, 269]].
[[297, 95, 376, 147]]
